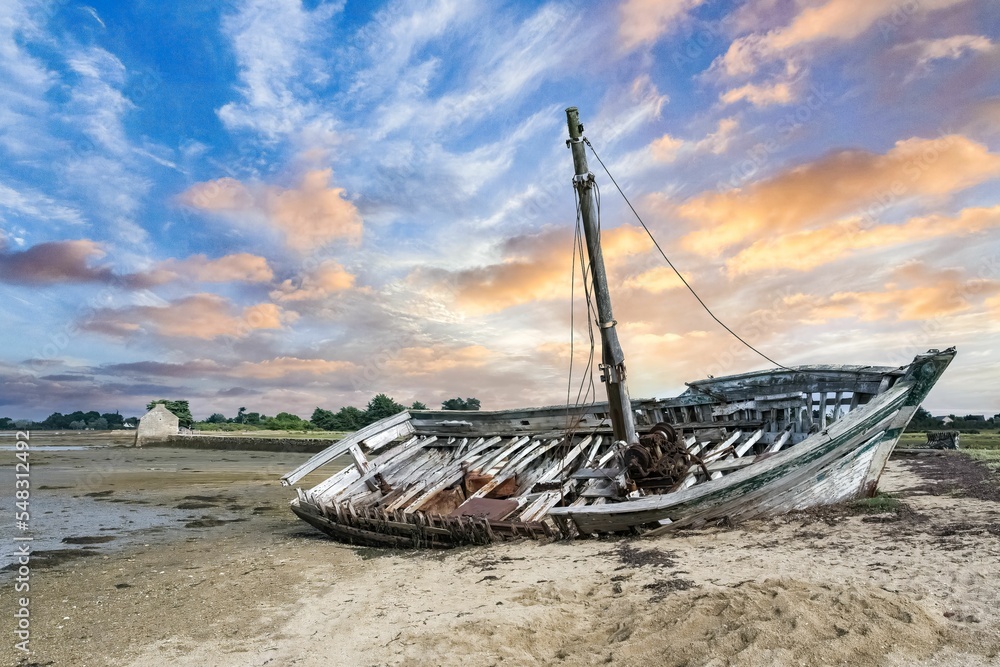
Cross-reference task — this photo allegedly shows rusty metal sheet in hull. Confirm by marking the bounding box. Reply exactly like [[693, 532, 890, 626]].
[[450, 498, 519, 521]]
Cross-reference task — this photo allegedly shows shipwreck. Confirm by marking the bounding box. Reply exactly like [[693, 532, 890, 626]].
[[281, 107, 955, 547]]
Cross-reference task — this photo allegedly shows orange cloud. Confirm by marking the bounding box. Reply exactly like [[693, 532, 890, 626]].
[[650, 133, 684, 162], [727, 206, 1000, 275], [270, 260, 356, 302], [622, 266, 684, 293], [787, 263, 1000, 323], [720, 80, 793, 107], [419, 226, 652, 315], [231, 357, 356, 379], [82, 293, 292, 340], [619, 0, 703, 50], [265, 170, 362, 251], [179, 169, 362, 251], [155, 253, 274, 283], [718, 0, 967, 77], [679, 135, 1000, 256], [987, 294, 1000, 315], [694, 117, 739, 155], [385, 345, 492, 376]]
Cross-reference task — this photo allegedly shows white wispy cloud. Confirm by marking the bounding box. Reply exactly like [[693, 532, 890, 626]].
[[0, 183, 86, 227], [217, 0, 343, 140]]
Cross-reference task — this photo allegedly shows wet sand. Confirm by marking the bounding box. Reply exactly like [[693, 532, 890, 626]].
[[2, 446, 1000, 667]]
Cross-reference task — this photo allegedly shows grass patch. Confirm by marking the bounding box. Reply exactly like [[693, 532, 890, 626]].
[[897, 431, 1000, 450], [964, 449, 1000, 473], [851, 492, 902, 513]]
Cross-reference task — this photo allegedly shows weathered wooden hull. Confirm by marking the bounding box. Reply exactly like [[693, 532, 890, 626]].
[[283, 348, 955, 547]]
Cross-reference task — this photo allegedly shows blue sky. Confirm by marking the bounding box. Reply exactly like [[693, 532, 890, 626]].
[[1, 0, 999, 420]]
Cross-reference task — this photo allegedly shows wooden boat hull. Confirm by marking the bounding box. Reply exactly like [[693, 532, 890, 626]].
[[283, 348, 955, 547]]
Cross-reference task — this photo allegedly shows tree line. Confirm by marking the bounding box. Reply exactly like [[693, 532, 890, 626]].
[[907, 408, 1000, 432], [0, 411, 136, 431], [192, 395, 481, 432], [0, 395, 483, 432]]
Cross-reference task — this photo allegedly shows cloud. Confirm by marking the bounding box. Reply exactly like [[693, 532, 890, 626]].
[[619, 0, 704, 50], [647, 117, 740, 163], [231, 356, 356, 380], [0, 239, 114, 285], [103, 355, 357, 381], [179, 169, 363, 251], [900, 34, 996, 68], [693, 117, 739, 154], [892, 34, 998, 82], [153, 253, 274, 284], [81, 293, 293, 340], [622, 266, 684, 293], [727, 205, 1000, 275], [270, 260, 356, 301], [265, 170, 362, 250], [0, 183, 86, 226], [720, 79, 794, 107], [0, 240, 274, 288], [787, 263, 1000, 323], [414, 226, 652, 315], [216, 0, 341, 138], [679, 135, 1000, 256], [650, 133, 685, 162], [715, 0, 968, 77], [385, 345, 492, 376]]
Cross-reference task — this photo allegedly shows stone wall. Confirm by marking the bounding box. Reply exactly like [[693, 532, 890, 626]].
[[143, 434, 338, 454]]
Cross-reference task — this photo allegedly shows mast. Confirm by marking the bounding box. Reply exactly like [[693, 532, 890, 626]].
[[565, 107, 638, 445]]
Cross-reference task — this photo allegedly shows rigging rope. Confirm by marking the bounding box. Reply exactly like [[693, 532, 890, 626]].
[[582, 137, 800, 374]]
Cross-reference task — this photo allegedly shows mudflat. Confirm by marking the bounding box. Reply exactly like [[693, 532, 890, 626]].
[[3, 445, 1000, 667]]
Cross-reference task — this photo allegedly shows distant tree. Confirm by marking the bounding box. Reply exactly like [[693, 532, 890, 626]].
[[333, 406, 365, 430], [206, 413, 227, 424], [124, 417, 139, 427], [236, 406, 247, 424], [310, 407, 337, 430], [244, 412, 261, 425], [0, 417, 14, 429], [364, 394, 406, 425], [146, 400, 193, 428], [89, 417, 109, 430], [68, 420, 86, 430], [907, 407, 942, 431], [101, 412, 124, 428], [41, 412, 69, 429], [263, 412, 313, 430], [441, 397, 481, 411], [410, 401, 428, 411], [14, 419, 33, 429]]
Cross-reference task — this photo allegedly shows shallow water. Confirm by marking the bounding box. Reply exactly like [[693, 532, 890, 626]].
[[0, 442, 312, 570]]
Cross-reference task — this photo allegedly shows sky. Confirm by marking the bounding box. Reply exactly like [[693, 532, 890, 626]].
[[1, 0, 999, 421]]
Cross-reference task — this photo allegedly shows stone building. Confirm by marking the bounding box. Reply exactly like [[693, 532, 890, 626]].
[[135, 403, 179, 446]]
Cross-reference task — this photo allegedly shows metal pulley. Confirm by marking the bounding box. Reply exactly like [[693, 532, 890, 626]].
[[623, 422, 692, 489]]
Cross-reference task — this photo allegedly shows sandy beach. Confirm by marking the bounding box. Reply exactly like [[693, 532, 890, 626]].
[[3, 444, 1000, 667]]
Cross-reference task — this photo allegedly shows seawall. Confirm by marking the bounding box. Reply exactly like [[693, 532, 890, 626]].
[[143, 434, 337, 454]]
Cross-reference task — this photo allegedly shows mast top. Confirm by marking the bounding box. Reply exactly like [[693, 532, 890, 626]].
[[565, 107, 584, 142]]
